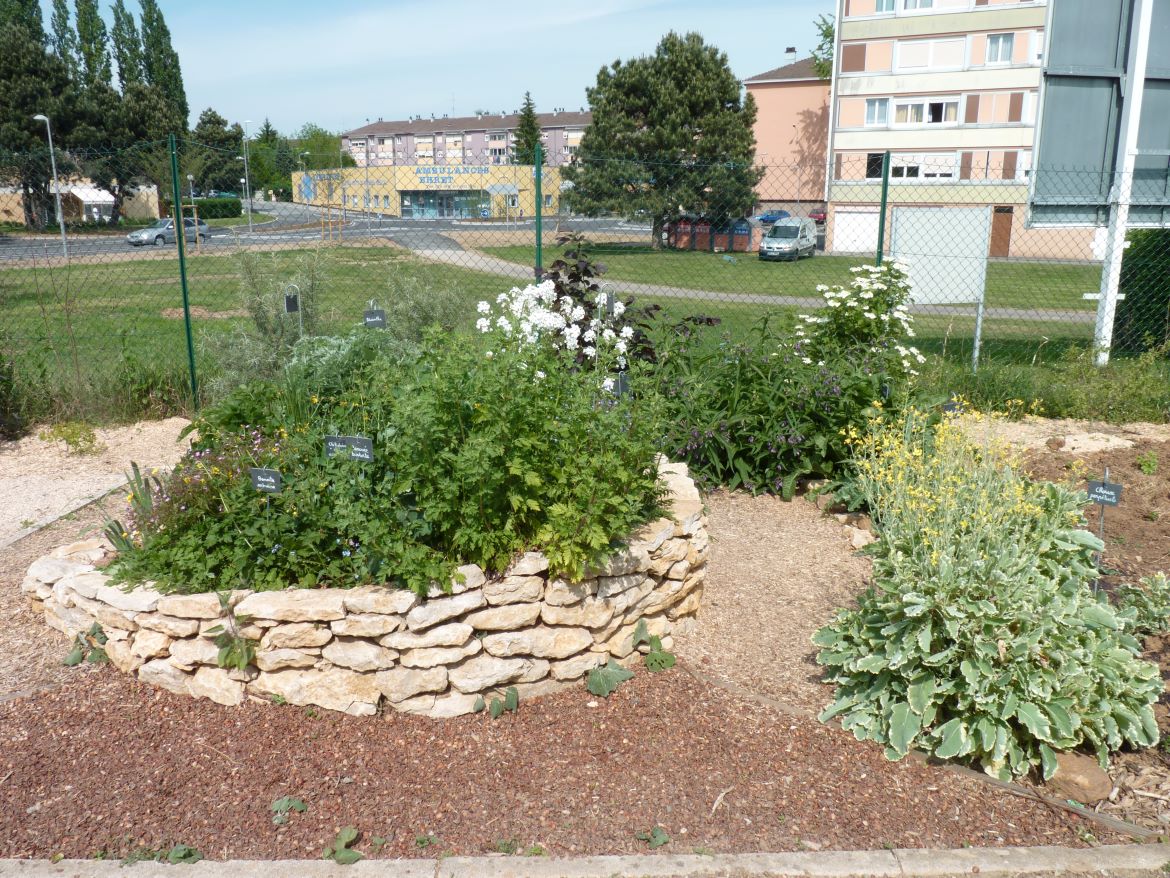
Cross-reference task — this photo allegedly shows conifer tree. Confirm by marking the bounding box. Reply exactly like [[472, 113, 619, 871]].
[[48, 0, 78, 75], [512, 92, 543, 165], [140, 0, 187, 126], [110, 0, 144, 91], [75, 0, 112, 88], [0, 0, 45, 43]]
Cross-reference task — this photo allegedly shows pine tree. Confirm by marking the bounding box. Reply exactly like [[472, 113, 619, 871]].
[[48, 0, 78, 75], [564, 32, 763, 247], [75, 0, 112, 88], [512, 92, 543, 165], [0, 0, 45, 43], [187, 108, 244, 191], [257, 118, 279, 145], [140, 0, 187, 127], [110, 0, 144, 91]]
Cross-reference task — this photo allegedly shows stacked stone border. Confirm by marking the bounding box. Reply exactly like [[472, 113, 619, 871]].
[[22, 461, 708, 718]]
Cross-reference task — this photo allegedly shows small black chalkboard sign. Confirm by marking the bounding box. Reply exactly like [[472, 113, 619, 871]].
[[284, 292, 299, 313], [364, 309, 386, 328], [347, 436, 374, 461], [250, 467, 282, 493], [324, 436, 350, 459], [941, 396, 964, 414], [1086, 480, 1122, 506]]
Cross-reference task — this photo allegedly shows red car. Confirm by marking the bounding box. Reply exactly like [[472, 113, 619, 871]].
[[808, 208, 827, 224]]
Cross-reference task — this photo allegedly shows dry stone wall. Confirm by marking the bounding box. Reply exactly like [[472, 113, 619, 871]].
[[22, 461, 708, 717]]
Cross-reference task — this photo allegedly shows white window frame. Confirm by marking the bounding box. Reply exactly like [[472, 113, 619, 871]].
[[986, 33, 1014, 65], [903, 0, 932, 9], [865, 98, 889, 126], [894, 37, 965, 72], [893, 97, 959, 126], [875, 0, 894, 11]]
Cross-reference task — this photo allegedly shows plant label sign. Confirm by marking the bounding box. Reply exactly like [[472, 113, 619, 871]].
[[284, 292, 299, 313], [250, 467, 282, 493], [324, 436, 350, 459], [346, 436, 374, 461], [364, 309, 386, 328], [1086, 480, 1122, 506]]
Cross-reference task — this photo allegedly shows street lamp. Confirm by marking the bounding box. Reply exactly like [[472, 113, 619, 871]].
[[32, 113, 67, 259], [241, 119, 255, 233], [186, 174, 199, 251]]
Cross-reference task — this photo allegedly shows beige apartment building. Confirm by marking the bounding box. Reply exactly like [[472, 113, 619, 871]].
[[744, 57, 830, 208], [826, 0, 1094, 257]]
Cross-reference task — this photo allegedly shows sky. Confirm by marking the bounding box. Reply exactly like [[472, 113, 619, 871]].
[[152, 0, 831, 134]]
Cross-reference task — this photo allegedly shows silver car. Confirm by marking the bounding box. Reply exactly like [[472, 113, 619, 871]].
[[126, 217, 209, 247]]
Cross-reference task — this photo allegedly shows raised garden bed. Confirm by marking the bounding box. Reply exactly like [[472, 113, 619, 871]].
[[21, 461, 708, 718]]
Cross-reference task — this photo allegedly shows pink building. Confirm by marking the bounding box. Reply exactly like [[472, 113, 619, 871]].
[[744, 57, 831, 208]]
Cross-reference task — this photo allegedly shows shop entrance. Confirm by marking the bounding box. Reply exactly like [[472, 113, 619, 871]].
[[400, 190, 488, 219]]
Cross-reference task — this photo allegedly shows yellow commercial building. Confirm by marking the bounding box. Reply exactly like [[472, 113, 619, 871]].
[[291, 164, 565, 220]]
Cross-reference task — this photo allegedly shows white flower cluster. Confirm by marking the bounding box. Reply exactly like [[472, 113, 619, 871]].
[[475, 280, 632, 367]]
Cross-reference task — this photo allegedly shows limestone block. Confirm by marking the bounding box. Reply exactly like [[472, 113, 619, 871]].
[[585, 545, 650, 578], [448, 654, 537, 693], [405, 590, 485, 631], [71, 595, 139, 632], [50, 538, 108, 563], [105, 639, 145, 674], [399, 639, 481, 669], [130, 629, 172, 660], [464, 603, 541, 631], [394, 690, 482, 718], [482, 575, 543, 606], [20, 576, 42, 596], [322, 638, 399, 672], [255, 649, 319, 672], [510, 678, 565, 701], [543, 578, 595, 607], [135, 612, 200, 638], [89, 582, 159, 614], [249, 667, 381, 716], [667, 590, 703, 621], [377, 666, 448, 703], [540, 599, 614, 629], [261, 622, 333, 650], [483, 626, 593, 660], [605, 614, 670, 658], [611, 578, 656, 616], [550, 651, 606, 681], [27, 556, 93, 585], [596, 573, 647, 601], [138, 658, 192, 697], [189, 666, 245, 706], [381, 622, 473, 651], [665, 559, 691, 581], [630, 517, 675, 554], [235, 590, 345, 622], [168, 636, 220, 668], [155, 591, 249, 620], [342, 586, 419, 615], [426, 563, 486, 597], [506, 552, 550, 577], [330, 613, 403, 637], [43, 601, 95, 637], [57, 571, 108, 601]]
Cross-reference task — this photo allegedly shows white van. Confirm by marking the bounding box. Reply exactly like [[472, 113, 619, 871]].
[[758, 217, 817, 261]]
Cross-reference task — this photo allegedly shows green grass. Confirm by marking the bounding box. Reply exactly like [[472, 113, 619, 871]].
[[485, 243, 1102, 313], [203, 213, 272, 228]]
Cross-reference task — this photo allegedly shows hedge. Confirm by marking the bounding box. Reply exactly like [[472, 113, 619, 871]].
[[1115, 229, 1170, 355], [159, 198, 243, 220]]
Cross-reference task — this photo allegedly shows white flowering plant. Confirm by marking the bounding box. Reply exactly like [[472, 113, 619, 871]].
[[796, 262, 926, 377]]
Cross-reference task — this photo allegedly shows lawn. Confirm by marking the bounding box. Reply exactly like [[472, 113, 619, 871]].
[[483, 243, 1102, 313]]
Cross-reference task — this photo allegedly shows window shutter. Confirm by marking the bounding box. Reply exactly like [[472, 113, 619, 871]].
[[841, 44, 867, 73], [1002, 151, 1018, 179], [964, 95, 980, 123], [960, 152, 974, 179], [1008, 92, 1024, 122]]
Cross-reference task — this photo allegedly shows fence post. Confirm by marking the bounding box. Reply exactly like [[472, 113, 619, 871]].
[[168, 133, 199, 410], [534, 143, 543, 279], [875, 150, 891, 266]]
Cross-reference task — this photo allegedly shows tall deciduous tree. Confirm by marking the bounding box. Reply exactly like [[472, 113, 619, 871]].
[[810, 14, 835, 80], [110, 0, 144, 91], [74, 0, 112, 88], [48, 0, 78, 75], [512, 91, 543, 165], [187, 107, 244, 191], [0, 0, 45, 42], [140, 0, 187, 127], [564, 31, 763, 246]]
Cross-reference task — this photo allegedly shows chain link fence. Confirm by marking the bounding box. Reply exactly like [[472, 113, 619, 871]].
[[1, 140, 1168, 426]]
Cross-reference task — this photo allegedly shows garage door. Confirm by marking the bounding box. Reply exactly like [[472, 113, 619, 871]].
[[831, 208, 879, 254]]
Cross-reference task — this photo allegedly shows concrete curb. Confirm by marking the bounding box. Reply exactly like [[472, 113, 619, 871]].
[[0, 844, 1167, 878]]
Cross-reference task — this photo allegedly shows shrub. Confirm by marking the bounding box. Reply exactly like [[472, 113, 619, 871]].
[[1115, 573, 1170, 637], [193, 198, 242, 220], [814, 411, 1161, 779], [1115, 229, 1170, 355], [108, 285, 665, 594]]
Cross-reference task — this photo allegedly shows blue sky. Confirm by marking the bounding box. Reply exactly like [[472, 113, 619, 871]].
[[129, 0, 831, 134]]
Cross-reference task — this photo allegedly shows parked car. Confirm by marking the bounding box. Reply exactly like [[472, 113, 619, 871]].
[[753, 210, 791, 225], [808, 208, 827, 224], [207, 190, 238, 199], [759, 218, 817, 261], [126, 217, 209, 247]]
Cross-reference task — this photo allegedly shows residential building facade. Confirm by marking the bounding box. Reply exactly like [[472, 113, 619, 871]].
[[825, 0, 1093, 257], [340, 110, 591, 168], [744, 57, 831, 208]]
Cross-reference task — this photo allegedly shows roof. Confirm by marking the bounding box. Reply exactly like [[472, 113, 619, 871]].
[[344, 111, 592, 140], [66, 185, 115, 204], [743, 57, 825, 84]]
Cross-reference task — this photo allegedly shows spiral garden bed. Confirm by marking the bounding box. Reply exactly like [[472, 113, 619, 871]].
[[21, 460, 708, 718]]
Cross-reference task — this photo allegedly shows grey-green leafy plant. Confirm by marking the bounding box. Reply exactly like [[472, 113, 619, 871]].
[[323, 826, 362, 865], [1115, 574, 1170, 637], [1136, 450, 1159, 476], [270, 796, 307, 825], [415, 833, 438, 849], [635, 826, 670, 848], [479, 686, 520, 719], [65, 622, 108, 666], [204, 593, 257, 672], [633, 619, 676, 672], [586, 659, 635, 697]]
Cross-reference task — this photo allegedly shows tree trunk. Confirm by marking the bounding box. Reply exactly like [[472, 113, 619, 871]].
[[651, 216, 664, 250]]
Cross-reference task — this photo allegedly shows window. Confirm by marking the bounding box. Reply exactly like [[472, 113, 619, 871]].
[[544, 194, 553, 207], [382, 194, 390, 208], [507, 194, 518, 208], [986, 33, 1014, 64], [903, 0, 932, 8], [865, 98, 888, 126], [865, 153, 884, 179], [894, 98, 957, 124], [489, 147, 508, 164], [876, 0, 894, 10]]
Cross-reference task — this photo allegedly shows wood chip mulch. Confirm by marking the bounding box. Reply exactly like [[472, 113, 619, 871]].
[[0, 667, 1117, 861]]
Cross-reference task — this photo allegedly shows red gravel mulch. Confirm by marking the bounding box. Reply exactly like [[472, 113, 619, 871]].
[[0, 666, 1118, 861]]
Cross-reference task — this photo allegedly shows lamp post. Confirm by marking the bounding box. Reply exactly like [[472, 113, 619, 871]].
[[299, 151, 311, 226], [186, 173, 198, 251], [32, 113, 67, 259], [241, 119, 255, 233]]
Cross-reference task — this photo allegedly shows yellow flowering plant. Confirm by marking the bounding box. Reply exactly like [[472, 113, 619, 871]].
[[814, 409, 1161, 780]]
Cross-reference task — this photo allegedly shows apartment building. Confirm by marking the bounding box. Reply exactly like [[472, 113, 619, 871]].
[[744, 57, 831, 208], [340, 110, 591, 168], [826, 0, 1067, 256]]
